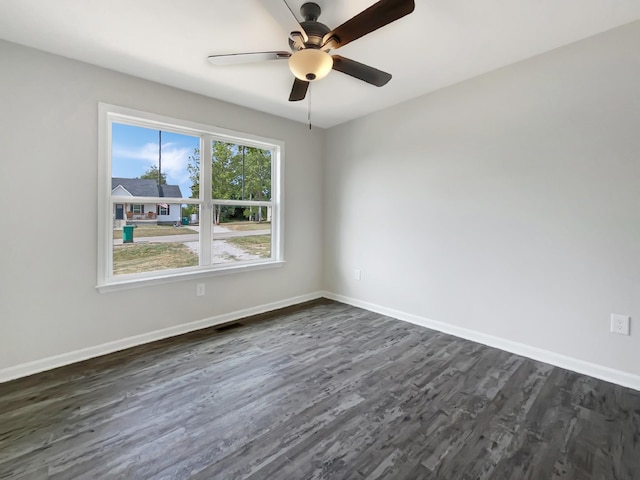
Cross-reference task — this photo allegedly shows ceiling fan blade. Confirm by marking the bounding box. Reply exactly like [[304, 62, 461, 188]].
[[208, 52, 290, 66], [289, 78, 309, 101], [322, 0, 415, 50], [262, 0, 308, 44], [331, 55, 392, 87]]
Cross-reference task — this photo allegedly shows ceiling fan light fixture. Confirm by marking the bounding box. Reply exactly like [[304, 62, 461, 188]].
[[288, 49, 333, 82]]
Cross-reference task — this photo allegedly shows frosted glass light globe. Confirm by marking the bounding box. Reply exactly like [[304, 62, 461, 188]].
[[288, 49, 333, 82]]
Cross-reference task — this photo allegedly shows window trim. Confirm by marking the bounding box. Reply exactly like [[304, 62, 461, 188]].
[[131, 204, 144, 214], [97, 103, 285, 292]]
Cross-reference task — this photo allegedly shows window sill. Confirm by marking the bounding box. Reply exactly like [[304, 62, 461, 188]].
[[96, 260, 286, 293]]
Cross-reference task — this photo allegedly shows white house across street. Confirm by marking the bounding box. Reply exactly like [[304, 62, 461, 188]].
[[112, 177, 183, 227]]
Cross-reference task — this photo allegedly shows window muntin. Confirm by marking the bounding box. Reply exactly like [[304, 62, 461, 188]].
[[98, 104, 283, 290]]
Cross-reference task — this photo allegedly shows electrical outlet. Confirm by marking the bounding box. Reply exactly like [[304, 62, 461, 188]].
[[354, 269, 361, 281], [196, 283, 205, 297], [610, 314, 630, 336]]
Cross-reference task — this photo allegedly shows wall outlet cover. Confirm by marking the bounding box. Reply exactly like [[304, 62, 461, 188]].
[[610, 314, 630, 336]]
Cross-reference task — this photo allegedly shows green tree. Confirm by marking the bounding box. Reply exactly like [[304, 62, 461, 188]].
[[187, 142, 272, 224], [241, 147, 271, 221], [187, 148, 200, 198], [212, 142, 241, 224], [189, 142, 239, 224], [138, 165, 167, 184]]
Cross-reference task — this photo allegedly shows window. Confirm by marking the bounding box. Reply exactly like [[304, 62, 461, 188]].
[[207, 141, 274, 264], [98, 104, 284, 291]]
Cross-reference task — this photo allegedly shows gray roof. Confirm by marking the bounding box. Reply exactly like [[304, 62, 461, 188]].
[[112, 178, 182, 198]]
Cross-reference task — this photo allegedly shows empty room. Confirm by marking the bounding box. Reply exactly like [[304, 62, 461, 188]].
[[1, 0, 640, 478]]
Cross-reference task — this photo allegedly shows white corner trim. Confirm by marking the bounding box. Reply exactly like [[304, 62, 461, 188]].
[[0, 291, 324, 384], [321, 291, 640, 392]]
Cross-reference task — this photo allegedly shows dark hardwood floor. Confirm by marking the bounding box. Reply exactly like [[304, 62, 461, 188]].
[[1, 299, 639, 479]]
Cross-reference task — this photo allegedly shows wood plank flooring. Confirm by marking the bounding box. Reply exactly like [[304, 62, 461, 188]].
[[1, 299, 639, 479]]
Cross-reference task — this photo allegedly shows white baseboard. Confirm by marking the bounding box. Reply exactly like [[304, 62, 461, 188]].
[[6, 290, 639, 392], [0, 291, 324, 384], [321, 291, 640, 392]]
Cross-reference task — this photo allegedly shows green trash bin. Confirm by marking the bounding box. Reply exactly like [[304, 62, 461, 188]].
[[122, 225, 135, 243], [181, 217, 189, 225]]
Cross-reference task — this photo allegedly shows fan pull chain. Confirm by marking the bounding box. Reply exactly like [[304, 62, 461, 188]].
[[308, 83, 312, 130]]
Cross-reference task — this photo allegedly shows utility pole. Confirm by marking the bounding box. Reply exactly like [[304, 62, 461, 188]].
[[158, 130, 163, 197], [241, 145, 245, 200]]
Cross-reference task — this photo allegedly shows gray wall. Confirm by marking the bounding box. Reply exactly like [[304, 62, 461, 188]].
[[0, 40, 325, 371], [324, 22, 640, 376]]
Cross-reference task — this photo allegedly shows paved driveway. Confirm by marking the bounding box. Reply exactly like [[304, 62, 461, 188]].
[[113, 228, 269, 245]]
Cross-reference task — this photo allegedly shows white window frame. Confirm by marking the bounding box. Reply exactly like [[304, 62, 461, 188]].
[[97, 103, 284, 292], [131, 204, 144, 215], [157, 205, 170, 216]]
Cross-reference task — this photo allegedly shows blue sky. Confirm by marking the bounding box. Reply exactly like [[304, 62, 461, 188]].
[[112, 122, 199, 198]]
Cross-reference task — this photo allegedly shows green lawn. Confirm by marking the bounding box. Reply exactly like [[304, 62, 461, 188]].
[[113, 242, 198, 275], [226, 235, 271, 257], [113, 225, 197, 240], [223, 222, 271, 232]]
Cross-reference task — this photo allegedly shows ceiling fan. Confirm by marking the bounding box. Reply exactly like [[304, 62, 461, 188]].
[[208, 0, 415, 102]]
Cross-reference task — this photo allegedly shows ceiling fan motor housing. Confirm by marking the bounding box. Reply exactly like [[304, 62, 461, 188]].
[[288, 3, 331, 51]]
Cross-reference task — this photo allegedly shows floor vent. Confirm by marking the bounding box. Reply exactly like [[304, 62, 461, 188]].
[[216, 322, 243, 332]]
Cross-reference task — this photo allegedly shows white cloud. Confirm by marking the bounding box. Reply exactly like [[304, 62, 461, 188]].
[[113, 142, 193, 188]]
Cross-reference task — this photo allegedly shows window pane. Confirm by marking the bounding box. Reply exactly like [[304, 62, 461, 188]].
[[211, 141, 271, 201], [111, 122, 200, 200], [212, 205, 272, 264], [113, 204, 200, 276], [111, 122, 201, 277]]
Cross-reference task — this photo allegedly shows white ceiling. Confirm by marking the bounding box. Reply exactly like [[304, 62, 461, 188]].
[[1, 1, 639, 128]]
